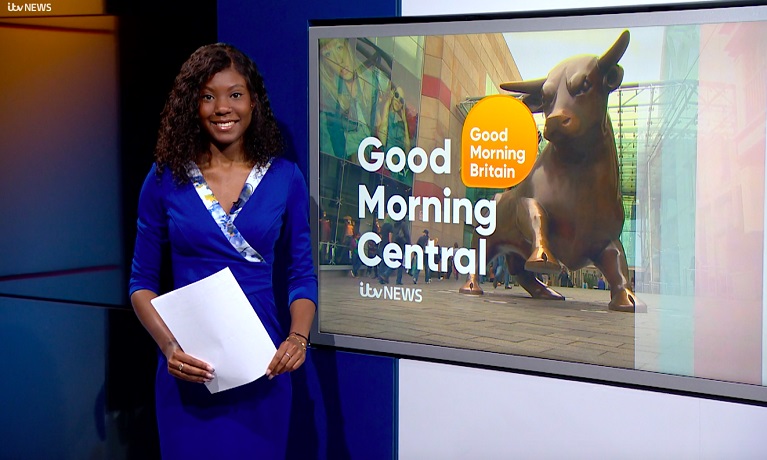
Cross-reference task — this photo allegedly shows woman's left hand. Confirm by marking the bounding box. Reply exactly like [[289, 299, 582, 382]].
[[265, 335, 306, 379]]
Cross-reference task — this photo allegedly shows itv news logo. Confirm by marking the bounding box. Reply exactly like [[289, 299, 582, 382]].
[[7, 2, 52, 12]]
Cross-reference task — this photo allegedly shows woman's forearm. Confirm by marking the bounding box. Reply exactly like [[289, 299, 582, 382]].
[[288, 298, 316, 339], [131, 289, 177, 357]]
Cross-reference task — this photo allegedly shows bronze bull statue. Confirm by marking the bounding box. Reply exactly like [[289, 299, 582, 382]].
[[459, 30, 641, 312]]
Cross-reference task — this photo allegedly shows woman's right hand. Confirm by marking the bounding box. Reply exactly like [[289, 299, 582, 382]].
[[164, 340, 215, 383], [130, 290, 215, 384]]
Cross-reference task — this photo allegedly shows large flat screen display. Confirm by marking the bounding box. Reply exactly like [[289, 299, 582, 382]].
[[308, 2, 767, 403]]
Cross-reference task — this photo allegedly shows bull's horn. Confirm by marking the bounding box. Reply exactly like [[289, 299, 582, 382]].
[[500, 78, 545, 94], [598, 30, 630, 70]]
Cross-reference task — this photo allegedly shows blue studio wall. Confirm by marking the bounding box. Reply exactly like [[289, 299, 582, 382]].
[[218, 1, 401, 459]]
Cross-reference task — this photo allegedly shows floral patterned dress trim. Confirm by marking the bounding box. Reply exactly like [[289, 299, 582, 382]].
[[187, 160, 273, 262]]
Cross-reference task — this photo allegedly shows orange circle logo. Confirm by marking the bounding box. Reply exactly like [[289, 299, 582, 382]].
[[461, 95, 538, 188]]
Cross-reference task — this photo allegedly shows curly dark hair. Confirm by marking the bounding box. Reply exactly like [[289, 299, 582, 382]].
[[155, 43, 283, 182]]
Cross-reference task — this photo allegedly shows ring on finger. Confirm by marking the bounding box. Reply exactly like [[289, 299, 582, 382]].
[[285, 352, 292, 359], [178, 363, 184, 372]]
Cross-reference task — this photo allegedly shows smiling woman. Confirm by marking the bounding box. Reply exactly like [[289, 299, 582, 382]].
[[197, 67, 254, 154], [152, 43, 282, 183], [128, 43, 317, 458]]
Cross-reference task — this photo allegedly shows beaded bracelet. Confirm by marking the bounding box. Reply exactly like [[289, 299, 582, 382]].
[[286, 334, 307, 351], [290, 331, 309, 342]]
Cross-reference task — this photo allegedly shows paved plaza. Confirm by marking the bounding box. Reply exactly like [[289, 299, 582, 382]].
[[318, 268, 641, 370]]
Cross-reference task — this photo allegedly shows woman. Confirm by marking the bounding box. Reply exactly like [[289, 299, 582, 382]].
[[377, 85, 413, 184], [129, 43, 316, 458], [318, 37, 381, 159]]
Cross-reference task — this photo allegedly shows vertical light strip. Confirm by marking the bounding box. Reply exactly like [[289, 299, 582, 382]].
[[763, 118, 767, 386]]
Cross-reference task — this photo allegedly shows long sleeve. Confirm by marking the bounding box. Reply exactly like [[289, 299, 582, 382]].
[[279, 163, 318, 307], [129, 165, 168, 297]]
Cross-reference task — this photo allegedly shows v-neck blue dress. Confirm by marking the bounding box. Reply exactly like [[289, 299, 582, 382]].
[[129, 157, 317, 458]]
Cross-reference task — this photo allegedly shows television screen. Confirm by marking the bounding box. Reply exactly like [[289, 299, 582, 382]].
[[308, 2, 767, 402]]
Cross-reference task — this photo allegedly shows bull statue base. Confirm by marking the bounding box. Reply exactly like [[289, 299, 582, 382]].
[[459, 30, 643, 313]]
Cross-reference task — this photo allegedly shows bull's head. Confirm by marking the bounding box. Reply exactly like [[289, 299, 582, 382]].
[[501, 30, 629, 145]]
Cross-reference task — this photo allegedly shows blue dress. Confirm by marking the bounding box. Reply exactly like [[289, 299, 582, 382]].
[[129, 157, 317, 459]]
